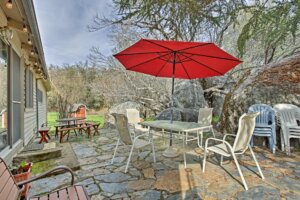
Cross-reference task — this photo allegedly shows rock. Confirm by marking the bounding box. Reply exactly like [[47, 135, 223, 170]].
[[104, 101, 144, 128], [132, 160, 151, 170], [128, 179, 155, 191], [166, 188, 202, 200], [155, 108, 183, 121], [28, 173, 72, 197], [95, 172, 130, 183], [221, 54, 300, 133], [85, 183, 100, 196], [173, 80, 208, 109], [212, 93, 226, 118], [142, 168, 155, 179], [99, 182, 128, 194], [72, 143, 98, 158], [236, 185, 280, 200], [154, 169, 202, 193], [155, 108, 198, 122], [92, 168, 111, 176], [131, 190, 161, 200]]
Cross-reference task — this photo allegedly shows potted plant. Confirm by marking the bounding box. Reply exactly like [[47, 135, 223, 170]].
[[11, 161, 33, 198]]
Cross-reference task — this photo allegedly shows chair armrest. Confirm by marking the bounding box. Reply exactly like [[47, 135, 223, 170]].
[[223, 134, 236, 142], [205, 137, 234, 152], [17, 166, 74, 187]]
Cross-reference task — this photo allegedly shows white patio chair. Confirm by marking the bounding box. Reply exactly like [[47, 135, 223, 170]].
[[202, 112, 264, 190], [111, 113, 156, 173], [126, 109, 150, 136], [185, 108, 215, 146], [273, 104, 300, 155]]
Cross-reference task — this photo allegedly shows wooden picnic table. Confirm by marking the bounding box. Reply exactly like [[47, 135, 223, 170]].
[[56, 117, 86, 126]]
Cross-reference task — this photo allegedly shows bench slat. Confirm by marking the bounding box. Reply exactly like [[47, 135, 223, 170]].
[[75, 185, 88, 200]]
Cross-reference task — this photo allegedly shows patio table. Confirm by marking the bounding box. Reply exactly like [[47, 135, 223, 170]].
[[140, 120, 211, 150]]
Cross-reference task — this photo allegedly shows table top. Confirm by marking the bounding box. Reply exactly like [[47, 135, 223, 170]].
[[140, 120, 210, 132], [39, 127, 49, 131], [56, 117, 86, 122]]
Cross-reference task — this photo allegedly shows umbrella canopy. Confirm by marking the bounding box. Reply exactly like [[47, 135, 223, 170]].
[[113, 38, 242, 157], [113, 39, 242, 79]]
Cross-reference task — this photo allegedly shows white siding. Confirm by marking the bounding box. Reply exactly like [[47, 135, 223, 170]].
[[23, 71, 37, 145], [37, 81, 47, 128]]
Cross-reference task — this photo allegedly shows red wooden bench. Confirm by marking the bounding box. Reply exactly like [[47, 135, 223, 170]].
[[0, 158, 89, 200]]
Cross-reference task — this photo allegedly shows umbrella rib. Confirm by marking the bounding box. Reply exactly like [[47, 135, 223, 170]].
[[114, 51, 170, 56], [155, 54, 173, 77], [178, 56, 191, 79], [143, 39, 173, 51], [185, 52, 241, 62], [177, 43, 213, 52], [180, 54, 223, 75], [127, 52, 171, 70]]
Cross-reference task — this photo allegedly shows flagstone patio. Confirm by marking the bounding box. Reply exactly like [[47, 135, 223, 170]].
[[27, 128, 300, 200]]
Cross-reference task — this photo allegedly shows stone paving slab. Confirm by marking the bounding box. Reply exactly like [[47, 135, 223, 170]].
[[27, 129, 300, 199]]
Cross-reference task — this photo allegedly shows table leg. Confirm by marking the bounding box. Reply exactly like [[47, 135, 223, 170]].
[[39, 131, 48, 144]]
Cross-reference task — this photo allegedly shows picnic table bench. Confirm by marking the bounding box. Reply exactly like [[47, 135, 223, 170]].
[[85, 122, 101, 135], [58, 124, 92, 143]]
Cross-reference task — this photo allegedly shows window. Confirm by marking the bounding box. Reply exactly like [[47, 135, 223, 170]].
[[25, 69, 33, 108], [0, 39, 8, 151], [37, 88, 43, 102]]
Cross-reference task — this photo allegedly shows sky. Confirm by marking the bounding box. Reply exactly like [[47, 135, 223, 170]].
[[33, 0, 113, 66]]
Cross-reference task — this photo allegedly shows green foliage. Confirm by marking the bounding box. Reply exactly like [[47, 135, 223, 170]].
[[212, 115, 220, 124], [237, 1, 300, 62], [20, 161, 27, 168]]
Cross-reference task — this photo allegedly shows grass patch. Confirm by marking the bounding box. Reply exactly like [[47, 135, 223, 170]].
[[47, 112, 105, 127], [31, 159, 55, 175]]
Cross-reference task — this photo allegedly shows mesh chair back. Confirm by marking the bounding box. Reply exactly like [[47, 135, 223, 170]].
[[112, 113, 133, 145], [197, 108, 213, 126], [233, 112, 259, 152], [248, 104, 275, 125], [274, 104, 300, 127], [126, 109, 140, 124]]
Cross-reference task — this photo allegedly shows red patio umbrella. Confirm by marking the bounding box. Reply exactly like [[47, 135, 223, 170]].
[[113, 39, 242, 156]]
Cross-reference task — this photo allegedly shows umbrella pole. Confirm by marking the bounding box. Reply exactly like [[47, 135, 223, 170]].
[[163, 52, 179, 158]]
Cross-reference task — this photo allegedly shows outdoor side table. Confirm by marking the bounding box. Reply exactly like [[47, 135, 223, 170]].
[[38, 127, 50, 144]]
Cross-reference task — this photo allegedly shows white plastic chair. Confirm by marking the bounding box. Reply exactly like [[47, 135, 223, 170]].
[[185, 108, 215, 146], [111, 113, 156, 173], [203, 112, 264, 190], [273, 104, 300, 155], [126, 109, 150, 135]]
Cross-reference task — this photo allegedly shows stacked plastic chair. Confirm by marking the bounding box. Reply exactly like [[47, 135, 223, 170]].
[[273, 104, 300, 155], [248, 104, 276, 153]]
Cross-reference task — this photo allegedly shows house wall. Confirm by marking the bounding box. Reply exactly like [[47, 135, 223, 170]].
[[23, 71, 36, 145], [37, 80, 47, 128]]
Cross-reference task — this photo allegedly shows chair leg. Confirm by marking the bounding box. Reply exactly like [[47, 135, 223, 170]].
[[183, 152, 187, 168], [202, 148, 207, 172], [111, 138, 120, 164], [280, 129, 285, 151], [231, 153, 248, 190], [185, 131, 188, 145], [211, 127, 216, 138], [287, 137, 291, 156], [125, 145, 135, 173], [220, 155, 224, 166], [151, 139, 156, 163], [249, 146, 265, 179]]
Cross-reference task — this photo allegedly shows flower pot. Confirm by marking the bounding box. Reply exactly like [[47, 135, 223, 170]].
[[13, 163, 32, 198]]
